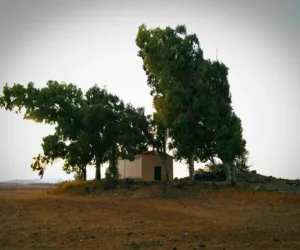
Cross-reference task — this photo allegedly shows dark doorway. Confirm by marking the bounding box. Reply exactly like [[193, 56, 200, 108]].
[[154, 166, 162, 180]]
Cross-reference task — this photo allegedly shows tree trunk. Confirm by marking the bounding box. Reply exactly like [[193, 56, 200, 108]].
[[209, 157, 217, 167], [110, 145, 119, 179], [159, 154, 169, 198], [224, 162, 237, 186], [163, 156, 170, 182], [187, 156, 195, 181], [82, 167, 87, 181], [230, 164, 237, 186], [95, 156, 101, 180], [224, 162, 232, 183], [160, 153, 169, 182]]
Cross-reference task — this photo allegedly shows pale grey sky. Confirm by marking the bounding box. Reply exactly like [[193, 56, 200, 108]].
[[0, 0, 299, 181]]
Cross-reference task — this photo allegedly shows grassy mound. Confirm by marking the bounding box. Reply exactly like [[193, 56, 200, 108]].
[[49, 178, 220, 198], [50, 178, 147, 195], [49, 177, 300, 198], [51, 180, 101, 195]]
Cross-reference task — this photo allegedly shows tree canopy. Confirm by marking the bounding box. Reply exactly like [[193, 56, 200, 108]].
[[0, 82, 150, 180], [0, 24, 249, 185], [136, 24, 248, 184]]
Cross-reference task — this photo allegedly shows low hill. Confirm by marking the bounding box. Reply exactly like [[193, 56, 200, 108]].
[[0, 178, 65, 185]]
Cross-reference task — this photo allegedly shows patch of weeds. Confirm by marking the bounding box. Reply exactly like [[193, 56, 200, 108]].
[[83, 180, 103, 195], [129, 240, 163, 249], [119, 178, 134, 189], [264, 176, 275, 183], [179, 179, 196, 187], [92, 180, 103, 190], [52, 180, 89, 194], [84, 186, 90, 195]]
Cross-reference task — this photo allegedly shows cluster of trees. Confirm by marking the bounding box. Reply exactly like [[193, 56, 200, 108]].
[[0, 82, 154, 180], [136, 24, 249, 185], [0, 24, 249, 185]]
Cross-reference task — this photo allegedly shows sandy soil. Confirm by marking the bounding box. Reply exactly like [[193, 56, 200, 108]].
[[0, 185, 300, 250]]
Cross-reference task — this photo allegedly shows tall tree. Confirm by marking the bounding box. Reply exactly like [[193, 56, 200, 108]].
[[136, 24, 248, 184], [84, 86, 150, 180], [215, 111, 247, 185], [136, 24, 214, 181], [200, 60, 248, 185]]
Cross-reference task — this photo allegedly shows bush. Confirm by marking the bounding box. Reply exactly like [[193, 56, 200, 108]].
[[119, 178, 134, 189], [175, 183, 185, 189], [84, 186, 90, 195], [194, 171, 226, 181], [102, 179, 119, 190], [194, 164, 226, 181], [264, 176, 274, 183]]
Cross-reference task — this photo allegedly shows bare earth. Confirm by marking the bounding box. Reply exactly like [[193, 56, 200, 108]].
[[0, 184, 300, 250]]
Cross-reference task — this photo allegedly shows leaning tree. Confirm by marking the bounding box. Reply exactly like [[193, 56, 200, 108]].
[[136, 24, 248, 184]]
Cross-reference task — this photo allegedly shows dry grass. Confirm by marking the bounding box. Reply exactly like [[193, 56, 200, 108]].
[[52, 180, 92, 194], [0, 183, 300, 250], [214, 187, 300, 203]]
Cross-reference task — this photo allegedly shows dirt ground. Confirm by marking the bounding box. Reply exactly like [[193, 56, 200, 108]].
[[0, 184, 300, 250]]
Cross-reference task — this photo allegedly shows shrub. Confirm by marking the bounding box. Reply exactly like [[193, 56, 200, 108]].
[[194, 171, 226, 181], [175, 183, 185, 189], [102, 178, 119, 190], [264, 176, 274, 183], [195, 164, 226, 181], [119, 178, 134, 189], [84, 186, 90, 195]]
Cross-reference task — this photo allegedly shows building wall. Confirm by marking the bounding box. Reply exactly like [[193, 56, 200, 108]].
[[141, 155, 173, 181], [118, 159, 125, 178], [117, 156, 142, 179]]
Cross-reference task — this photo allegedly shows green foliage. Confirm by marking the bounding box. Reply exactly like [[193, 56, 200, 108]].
[[74, 171, 85, 181], [0, 81, 84, 125], [205, 163, 226, 181], [136, 24, 208, 181], [118, 178, 135, 189], [136, 24, 248, 185], [1, 82, 151, 180], [234, 150, 251, 172], [105, 145, 120, 180], [117, 104, 149, 160], [264, 176, 275, 184], [30, 154, 52, 178], [193, 163, 227, 182], [102, 178, 119, 190], [1, 24, 249, 187]]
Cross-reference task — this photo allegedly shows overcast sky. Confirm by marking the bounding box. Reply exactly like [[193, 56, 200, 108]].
[[0, 0, 299, 181]]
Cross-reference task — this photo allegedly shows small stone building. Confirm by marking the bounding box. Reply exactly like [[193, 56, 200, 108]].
[[117, 150, 173, 181]]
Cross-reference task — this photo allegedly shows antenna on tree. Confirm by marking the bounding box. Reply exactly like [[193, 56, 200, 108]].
[[216, 48, 219, 61]]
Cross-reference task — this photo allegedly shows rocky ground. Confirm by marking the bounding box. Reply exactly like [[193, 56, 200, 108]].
[[235, 171, 300, 193]]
